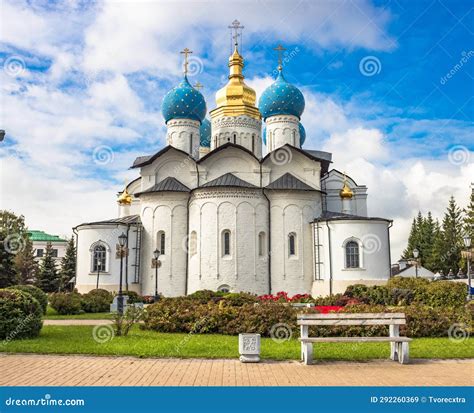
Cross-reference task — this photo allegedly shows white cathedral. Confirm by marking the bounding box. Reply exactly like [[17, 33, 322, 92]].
[[74, 32, 392, 298]]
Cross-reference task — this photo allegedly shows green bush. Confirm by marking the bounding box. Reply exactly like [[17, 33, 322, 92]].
[[0, 289, 43, 340], [8, 285, 48, 314], [221, 292, 258, 307], [49, 292, 83, 315], [82, 289, 113, 313], [187, 290, 226, 304], [344, 284, 390, 305], [423, 281, 467, 308], [123, 291, 145, 304]]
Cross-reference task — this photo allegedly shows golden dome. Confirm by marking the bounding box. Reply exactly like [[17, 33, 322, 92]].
[[340, 174, 353, 199], [210, 45, 261, 120], [118, 187, 132, 205]]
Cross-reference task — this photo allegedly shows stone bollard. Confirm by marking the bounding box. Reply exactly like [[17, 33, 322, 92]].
[[239, 333, 261, 363]]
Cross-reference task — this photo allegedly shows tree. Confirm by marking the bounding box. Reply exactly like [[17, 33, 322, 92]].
[[36, 242, 59, 292], [13, 237, 38, 285], [402, 216, 421, 260], [0, 211, 27, 288], [419, 211, 436, 270], [432, 196, 464, 274], [464, 186, 474, 241], [59, 237, 76, 292]]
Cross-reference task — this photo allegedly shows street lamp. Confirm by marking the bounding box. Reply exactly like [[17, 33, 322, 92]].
[[96, 259, 101, 290], [463, 235, 472, 300], [153, 248, 160, 302], [413, 248, 419, 278], [117, 232, 128, 315]]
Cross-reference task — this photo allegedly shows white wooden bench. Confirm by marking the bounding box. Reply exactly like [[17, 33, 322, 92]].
[[298, 313, 412, 365]]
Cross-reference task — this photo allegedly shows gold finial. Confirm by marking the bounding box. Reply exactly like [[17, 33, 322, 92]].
[[180, 48, 193, 76], [118, 181, 132, 205], [194, 81, 204, 91], [340, 172, 353, 199], [274, 44, 286, 71], [210, 20, 259, 121]]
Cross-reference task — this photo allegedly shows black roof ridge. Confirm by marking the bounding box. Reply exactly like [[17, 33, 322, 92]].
[[266, 172, 324, 192], [135, 176, 190, 196], [199, 172, 257, 189]]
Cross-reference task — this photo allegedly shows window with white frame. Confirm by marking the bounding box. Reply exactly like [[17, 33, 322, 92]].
[[92, 244, 107, 272], [222, 230, 231, 257], [288, 232, 297, 256], [345, 240, 360, 268]]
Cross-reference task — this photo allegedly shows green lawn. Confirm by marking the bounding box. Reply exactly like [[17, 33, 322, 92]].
[[44, 306, 112, 320], [2, 326, 473, 360]]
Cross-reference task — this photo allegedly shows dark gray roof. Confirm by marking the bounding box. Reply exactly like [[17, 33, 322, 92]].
[[303, 150, 332, 162], [313, 211, 391, 222], [131, 146, 194, 168], [266, 173, 321, 192], [200, 173, 257, 188], [135, 177, 190, 196], [76, 215, 141, 228]]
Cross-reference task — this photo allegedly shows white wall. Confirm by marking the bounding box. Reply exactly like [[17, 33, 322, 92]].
[[187, 187, 269, 295], [268, 191, 322, 295], [264, 115, 300, 152], [140, 192, 188, 297], [166, 118, 200, 158], [312, 219, 391, 296], [75, 224, 140, 294]]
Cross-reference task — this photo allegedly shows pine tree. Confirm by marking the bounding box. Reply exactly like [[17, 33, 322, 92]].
[[0, 211, 27, 287], [420, 211, 436, 270], [59, 237, 76, 292], [13, 237, 38, 285], [464, 186, 474, 240], [427, 219, 443, 271], [434, 196, 464, 274], [36, 242, 59, 292], [402, 216, 421, 259]]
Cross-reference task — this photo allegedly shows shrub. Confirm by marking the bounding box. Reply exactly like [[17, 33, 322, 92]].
[[221, 292, 258, 306], [49, 292, 82, 315], [389, 288, 414, 306], [123, 291, 145, 304], [8, 285, 48, 314], [187, 290, 226, 304], [423, 281, 467, 308], [82, 289, 113, 313], [344, 284, 390, 305], [0, 289, 43, 340]]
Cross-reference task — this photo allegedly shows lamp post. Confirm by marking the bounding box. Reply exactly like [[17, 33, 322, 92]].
[[464, 235, 471, 301], [117, 232, 128, 315], [96, 259, 101, 290], [153, 248, 160, 302], [413, 248, 419, 278]]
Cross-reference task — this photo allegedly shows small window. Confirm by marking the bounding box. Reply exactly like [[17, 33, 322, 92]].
[[218, 284, 230, 293], [233, 133, 236, 143], [157, 231, 166, 255], [51, 249, 58, 258], [190, 231, 197, 256], [345, 241, 360, 268], [288, 233, 296, 256], [36, 249, 44, 257], [92, 245, 106, 272], [252, 134, 255, 152], [189, 133, 193, 153], [258, 232, 266, 256], [222, 230, 231, 256]]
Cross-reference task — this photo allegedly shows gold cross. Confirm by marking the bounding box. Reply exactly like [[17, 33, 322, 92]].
[[274, 44, 286, 70], [180, 48, 193, 75], [228, 19, 244, 47], [194, 81, 203, 91]]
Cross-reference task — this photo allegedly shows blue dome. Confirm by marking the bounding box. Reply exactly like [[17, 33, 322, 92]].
[[162, 76, 206, 123], [299, 122, 306, 146], [200, 118, 211, 147], [258, 70, 305, 120]]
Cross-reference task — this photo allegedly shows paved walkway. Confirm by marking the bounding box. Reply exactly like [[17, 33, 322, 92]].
[[1, 354, 472, 386], [44, 319, 112, 326]]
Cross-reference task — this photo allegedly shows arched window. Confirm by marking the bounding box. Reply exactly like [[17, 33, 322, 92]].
[[292, 130, 296, 146], [258, 232, 266, 256], [190, 231, 197, 256], [233, 133, 237, 143], [222, 230, 231, 256], [157, 231, 166, 255], [91, 243, 107, 272], [189, 133, 193, 153], [214, 136, 217, 147], [345, 241, 360, 268], [252, 134, 255, 152], [218, 284, 230, 293], [288, 233, 296, 256]]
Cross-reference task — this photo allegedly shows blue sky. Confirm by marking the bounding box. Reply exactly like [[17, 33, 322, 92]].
[[0, 0, 472, 258]]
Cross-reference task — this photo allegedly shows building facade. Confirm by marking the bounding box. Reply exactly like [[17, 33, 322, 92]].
[[74, 36, 392, 297]]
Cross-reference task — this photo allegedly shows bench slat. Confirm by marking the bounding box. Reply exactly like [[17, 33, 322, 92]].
[[298, 319, 405, 326], [299, 337, 412, 343], [297, 313, 406, 320]]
